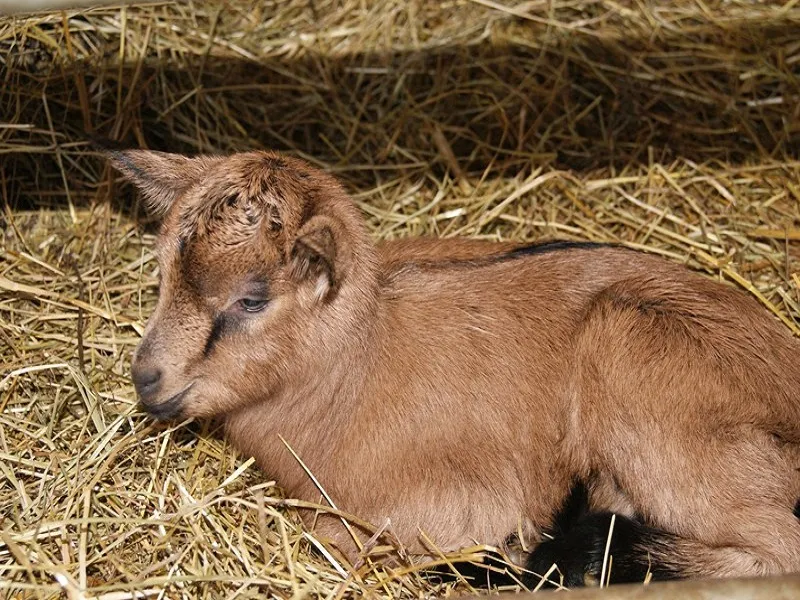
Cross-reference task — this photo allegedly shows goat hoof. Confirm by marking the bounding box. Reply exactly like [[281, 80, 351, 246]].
[[524, 533, 604, 588]]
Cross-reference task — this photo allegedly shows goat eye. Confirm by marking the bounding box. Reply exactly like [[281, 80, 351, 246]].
[[238, 298, 268, 313]]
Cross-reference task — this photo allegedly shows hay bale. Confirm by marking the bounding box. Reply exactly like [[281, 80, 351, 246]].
[[0, 0, 798, 597]]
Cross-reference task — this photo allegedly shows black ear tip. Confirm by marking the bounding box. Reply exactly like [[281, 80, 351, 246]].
[[87, 134, 128, 153]]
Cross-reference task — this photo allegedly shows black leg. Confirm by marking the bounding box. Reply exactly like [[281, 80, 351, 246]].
[[524, 511, 684, 588]]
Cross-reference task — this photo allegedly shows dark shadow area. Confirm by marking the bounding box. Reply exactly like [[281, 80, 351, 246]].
[[1, 15, 798, 214], [423, 551, 526, 591]]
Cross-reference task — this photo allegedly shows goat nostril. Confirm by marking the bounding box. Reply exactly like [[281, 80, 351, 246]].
[[132, 365, 162, 396]]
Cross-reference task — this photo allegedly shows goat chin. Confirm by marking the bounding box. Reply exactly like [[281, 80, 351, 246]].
[[107, 147, 800, 586]]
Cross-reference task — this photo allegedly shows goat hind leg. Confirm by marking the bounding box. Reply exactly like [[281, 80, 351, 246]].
[[523, 508, 800, 588], [608, 436, 800, 580]]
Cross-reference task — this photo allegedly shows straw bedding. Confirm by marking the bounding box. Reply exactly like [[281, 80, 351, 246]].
[[1, 0, 799, 597]]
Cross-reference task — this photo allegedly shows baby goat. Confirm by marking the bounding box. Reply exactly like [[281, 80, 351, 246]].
[[107, 148, 800, 586]]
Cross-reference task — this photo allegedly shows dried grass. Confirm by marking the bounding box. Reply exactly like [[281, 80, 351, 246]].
[[1, 0, 799, 598]]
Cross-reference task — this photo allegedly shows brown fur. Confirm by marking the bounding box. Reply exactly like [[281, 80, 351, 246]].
[[109, 149, 800, 580]]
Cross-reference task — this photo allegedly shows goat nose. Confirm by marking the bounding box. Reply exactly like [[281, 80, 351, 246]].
[[132, 364, 162, 400]]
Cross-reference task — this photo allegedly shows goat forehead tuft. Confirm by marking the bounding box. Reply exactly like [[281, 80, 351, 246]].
[[173, 152, 315, 244], [261, 155, 287, 170]]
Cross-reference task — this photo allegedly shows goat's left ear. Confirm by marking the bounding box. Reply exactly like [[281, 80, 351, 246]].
[[289, 215, 344, 303], [102, 148, 220, 217]]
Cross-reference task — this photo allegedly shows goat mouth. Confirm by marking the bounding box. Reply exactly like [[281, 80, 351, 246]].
[[143, 384, 193, 421]]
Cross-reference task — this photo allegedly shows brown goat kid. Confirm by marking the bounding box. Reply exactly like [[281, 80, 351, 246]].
[[108, 148, 800, 586]]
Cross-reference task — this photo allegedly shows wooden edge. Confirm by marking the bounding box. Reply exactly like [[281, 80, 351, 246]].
[[466, 575, 800, 599]]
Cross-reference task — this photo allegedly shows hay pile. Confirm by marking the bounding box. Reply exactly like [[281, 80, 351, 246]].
[[1, 0, 799, 597]]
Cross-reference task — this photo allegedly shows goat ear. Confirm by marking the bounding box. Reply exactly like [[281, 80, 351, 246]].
[[289, 215, 342, 303], [102, 148, 217, 216]]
